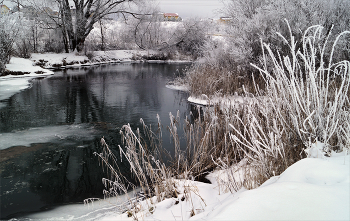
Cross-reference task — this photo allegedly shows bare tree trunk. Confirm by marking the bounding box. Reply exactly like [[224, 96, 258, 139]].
[[61, 0, 75, 51], [61, 29, 70, 53], [99, 19, 105, 51]]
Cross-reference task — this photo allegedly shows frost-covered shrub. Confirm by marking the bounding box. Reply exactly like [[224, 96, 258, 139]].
[[15, 39, 32, 59], [253, 22, 350, 153], [85, 19, 139, 50], [229, 22, 350, 189]]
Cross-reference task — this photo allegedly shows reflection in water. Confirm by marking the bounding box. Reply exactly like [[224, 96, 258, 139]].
[[0, 63, 192, 219]]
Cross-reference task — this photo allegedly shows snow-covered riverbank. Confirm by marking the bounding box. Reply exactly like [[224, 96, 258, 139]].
[[19, 149, 349, 220], [30, 50, 192, 70]]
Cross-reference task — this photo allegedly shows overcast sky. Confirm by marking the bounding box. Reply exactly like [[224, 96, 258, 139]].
[[3, 0, 228, 19], [156, 0, 227, 18]]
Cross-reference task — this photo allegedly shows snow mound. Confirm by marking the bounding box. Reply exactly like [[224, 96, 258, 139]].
[[205, 154, 350, 221], [5, 57, 53, 76], [165, 84, 189, 91], [31, 52, 88, 68], [95, 154, 349, 221]]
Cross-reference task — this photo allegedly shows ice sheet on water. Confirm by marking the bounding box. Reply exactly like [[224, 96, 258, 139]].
[[0, 124, 97, 150], [0, 78, 32, 101], [165, 84, 189, 91]]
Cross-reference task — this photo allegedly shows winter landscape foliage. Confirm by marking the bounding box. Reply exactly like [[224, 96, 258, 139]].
[[1, 0, 350, 220]]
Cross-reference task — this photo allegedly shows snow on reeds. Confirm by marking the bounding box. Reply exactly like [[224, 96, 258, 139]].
[[251, 21, 350, 154], [231, 20, 350, 188]]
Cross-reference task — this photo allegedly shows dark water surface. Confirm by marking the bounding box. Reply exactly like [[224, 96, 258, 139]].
[[0, 63, 192, 219]]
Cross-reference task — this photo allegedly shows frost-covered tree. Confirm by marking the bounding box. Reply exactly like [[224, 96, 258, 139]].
[[222, 0, 350, 69], [0, 30, 12, 74], [132, 13, 164, 50], [172, 18, 209, 58], [27, 0, 145, 52], [0, 9, 25, 74]]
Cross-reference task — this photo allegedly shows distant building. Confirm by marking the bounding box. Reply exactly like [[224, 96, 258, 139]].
[[0, 4, 10, 14], [40, 7, 59, 16], [219, 17, 233, 24], [163, 13, 180, 21]]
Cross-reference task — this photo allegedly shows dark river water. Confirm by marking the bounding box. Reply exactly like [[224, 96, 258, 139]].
[[0, 63, 193, 219]]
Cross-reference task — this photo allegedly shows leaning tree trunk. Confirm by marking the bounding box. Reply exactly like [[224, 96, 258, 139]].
[[76, 37, 86, 52]]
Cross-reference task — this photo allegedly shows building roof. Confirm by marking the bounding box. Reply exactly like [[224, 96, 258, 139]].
[[220, 17, 233, 20], [163, 13, 179, 17], [1, 4, 10, 13]]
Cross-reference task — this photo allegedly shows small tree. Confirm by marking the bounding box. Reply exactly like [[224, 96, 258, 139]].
[[0, 30, 13, 74], [0, 11, 22, 74]]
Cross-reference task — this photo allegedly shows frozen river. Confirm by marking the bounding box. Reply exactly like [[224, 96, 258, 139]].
[[0, 63, 192, 219]]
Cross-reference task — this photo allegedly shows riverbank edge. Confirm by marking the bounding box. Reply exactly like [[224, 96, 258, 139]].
[[1, 50, 193, 78]]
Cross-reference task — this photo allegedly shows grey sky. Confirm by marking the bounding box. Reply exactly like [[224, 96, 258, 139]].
[[2, 0, 228, 19], [156, 0, 228, 18]]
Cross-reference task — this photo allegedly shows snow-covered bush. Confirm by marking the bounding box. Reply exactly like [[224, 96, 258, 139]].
[[253, 22, 350, 153], [228, 22, 350, 189]]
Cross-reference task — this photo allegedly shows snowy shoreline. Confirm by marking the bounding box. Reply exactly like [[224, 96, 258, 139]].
[[2, 50, 193, 74], [29, 50, 192, 70], [0, 50, 193, 109], [0, 57, 55, 108]]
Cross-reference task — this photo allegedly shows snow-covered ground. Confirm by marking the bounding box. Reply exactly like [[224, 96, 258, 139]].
[[30, 50, 192, 69], [31, 51, 89, 68], [0, 57, 54, 108], [31, 50, 140, 68], [96, 150, 349, 220], [21, 149, 349, 220], [165, 85, 251, 108]]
